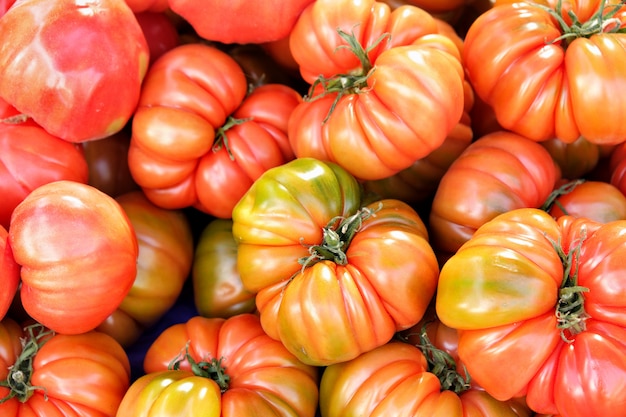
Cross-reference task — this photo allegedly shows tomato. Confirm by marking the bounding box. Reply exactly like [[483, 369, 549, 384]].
[[287, 0, 465, 181], [0, 101, 89, 229], [540, 136, 601, 180], [81, 128, 140, 197], [96, 191, 194, 347], [436, 208, 626, 416], [429, 130, 561, 256], [545, 180, 626, 223], [167, 0, 315, 44], [319, 339, 533, 417], [610, 140, 626, 194], [8, 180, 138, 335], [0, 320, 131, 416], [192, 219, 256, 319], [128, 43, 302, 218], [0, 227, 19, 321], [232, 158, 439, 366], [124, 0, 168, 12], [463, 0, 626, 145], [117, 314, 319, 417], [0, 0, 15, 16], [0, 0, 149, 142], [134, 11, 180, 66]]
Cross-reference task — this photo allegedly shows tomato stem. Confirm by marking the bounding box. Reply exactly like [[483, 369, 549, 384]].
[[305, 26, 389, 123], [212, 116, 253, 161], [169, 342, 230, 392], [550, 232, 590, 343], [535, 0, 626, 47], [298, 203, 381, 270], [540, 178, 585, 214], [0, 324, 52, 404], [0, 114, 29, 124]]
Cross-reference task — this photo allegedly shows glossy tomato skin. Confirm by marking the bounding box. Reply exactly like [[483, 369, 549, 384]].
[[436, 208, 626, 416], [0, 322, 131, 416], [288, 0, 465, 181], [192, 219, 256, 319], [0, 0, 149, 142], [167, 0, 315, 44], [8, 181, 139, 334], [134, 11, 179, 66], [548, 180, 626, 223], [132, 314, 319, 417], [124, 0, 168, 12], [429, 131, 561, 255], [96, 191, 194, 347], [0, 228, 19, 321], [540, 136, 601, 180], [463, 1, 626, 144], [129, 43, 301, 217]]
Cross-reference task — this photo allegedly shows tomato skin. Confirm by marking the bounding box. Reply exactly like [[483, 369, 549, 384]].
[[192, 219, 256, 319], [124, 0, 168, 12], [129, 43, 301, 217], [138, 314, 319, 417], [463, 1, 626, 144], [437, 208, 626, 416], [0, 0, 149, 142], [134, 11, 180, 66], [8, 181, 139, 335], [429, 131, 561, 255], [0, 323, 131, 416], [167, 0, 315, 44], [540, 136, 601, 180], [548, 180, 626, 223], [287, 0, 465, 180], [96, 191, 194, 347], [0, 230, 19, 321]]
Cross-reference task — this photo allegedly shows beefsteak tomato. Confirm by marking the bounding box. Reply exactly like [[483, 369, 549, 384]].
[[0, 227, 19, 321], [463, 0, 626, 144], [436, 208, 626, 416], [0, 0, 149, 142], [8, 180, 138, 334], [96, 191, 194, 347], [0, 320, 131, 416], [232, 158, 439, 366], [128, 43, 302, 218], [117, 314, 319, 417], [287, 0, 466, 180], [544, 179, 626, 223]]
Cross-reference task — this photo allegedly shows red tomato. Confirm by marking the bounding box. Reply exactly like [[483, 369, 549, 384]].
[[429, 131, 561, 255], [0, 0, 15, 15], [0, 103, 89, 229], [8, 181, 138, 334], [129, 43, 302, 218], [0, 226, 19, 320], [0, 0, 149, 142], [167, 0, 315, 44], [0, 320, 131, 416], [134, 11, 179, 66], [436, 208, 626, 416], [192, 219, 256, 319], [287, 0, 466, 180], [96, 191, 194, 347], [124, 0, 168, 12], [545, 180, 626, 223], [463, 0, 626, 144], [121, 314, 319, 417]]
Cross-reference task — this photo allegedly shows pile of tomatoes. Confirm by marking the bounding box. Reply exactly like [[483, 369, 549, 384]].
[[2, 0, 626, 416]]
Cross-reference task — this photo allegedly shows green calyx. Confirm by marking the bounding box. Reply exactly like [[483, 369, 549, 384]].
[[0, 324, 52, 404], [212, 116, 253, 161], [536, 0, 626, 47], [169, 342, 230, 392], [540, 178, 585, 214]]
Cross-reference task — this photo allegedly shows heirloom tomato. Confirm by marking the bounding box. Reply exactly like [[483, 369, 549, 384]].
[[0, 227, 19, 321], [192, 219, 256, 319], [610, 140, 626, 194], [167, 0, 315, 44], [436, 208, 626, 416], [9, 180, 138, 334], [97, 191, 194, 347], [0, 101, 89, 229], [540, 136, 601, 180], [135, 11, 180, 66], [232, 158, 439, 366], [128, 43, 302, 218], [429, 130, 561, 255], [125, 0, 168, 12], [118, 314, 319, 417], [0, 0, 149, 142], [463, 0, 626, 144], [544, 179, 626, 223], [287, 0, 466, 180], [0, 320, 131, 416]]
